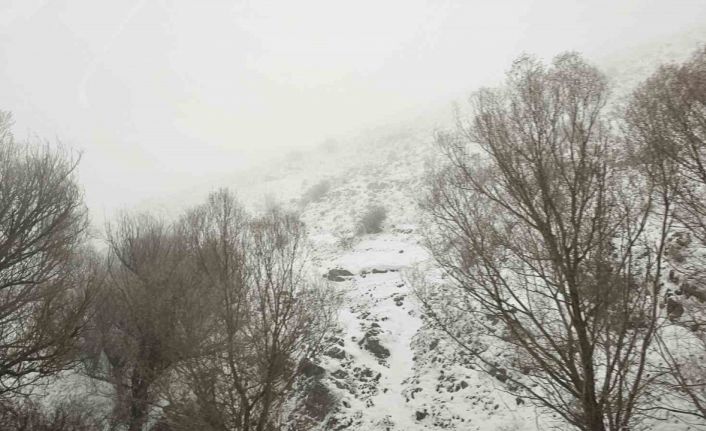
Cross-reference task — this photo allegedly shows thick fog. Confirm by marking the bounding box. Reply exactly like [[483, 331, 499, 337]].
[[1, 0, 705, 220]]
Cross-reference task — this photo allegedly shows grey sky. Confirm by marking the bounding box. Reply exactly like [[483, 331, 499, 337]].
[[1, 0, 705, 221]]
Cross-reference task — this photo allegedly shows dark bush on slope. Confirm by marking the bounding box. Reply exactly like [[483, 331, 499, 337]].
[[356, 205, 387, 235], [302, 179, 332, 204]]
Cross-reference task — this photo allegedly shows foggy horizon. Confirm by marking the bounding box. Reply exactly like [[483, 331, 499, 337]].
[[2, 0, 706, 222]]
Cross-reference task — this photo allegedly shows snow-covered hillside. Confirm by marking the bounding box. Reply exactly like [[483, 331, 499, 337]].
[[221, 127, 547, 430], [225, 61, 706, 427]]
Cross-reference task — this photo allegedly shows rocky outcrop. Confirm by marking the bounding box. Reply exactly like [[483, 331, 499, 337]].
[[327, 268, 354, 282], [332, 269, 354, 277], [358, 324, 390, 360]]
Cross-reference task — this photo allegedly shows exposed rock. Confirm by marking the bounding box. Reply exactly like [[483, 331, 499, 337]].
[[358, 327, 390, 360], [331, 378, 350, 391], [676, 231, 692, 247], [328, 417, 355, 430], [393, 227, 415, 234], [359, 367, 374, 379], [682, 282, 706, 302], [667, 296, 685, 319], [329, 336, 345, 347], [300, 358, 326, 378], [332, 369, 348, 379], [489, 365, 508, 383], [367, 181, 388, 191], [415, 410, 428, 421], [361, 337, 390, 359], [669, 269, 679, 283], [665, 231, 692, 263], [299, 381, 337, 421], [327, 268, 354, 281], [325, 346, 347, 360], [288, 379, 337, 429]]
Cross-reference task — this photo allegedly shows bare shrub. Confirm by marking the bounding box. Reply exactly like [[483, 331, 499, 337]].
[[356, 205, 387, 235], [302, 179, 331, 204], [335, 232, 357, 250]]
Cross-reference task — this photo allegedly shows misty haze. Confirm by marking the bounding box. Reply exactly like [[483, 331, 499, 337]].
[[1, 1, 706, 430]]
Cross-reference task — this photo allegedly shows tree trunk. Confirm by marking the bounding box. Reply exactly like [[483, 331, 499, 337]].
[[128, 368, 152, 431]]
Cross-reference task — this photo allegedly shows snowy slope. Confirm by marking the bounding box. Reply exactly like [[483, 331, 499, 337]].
[[235, 127, 548, 430]]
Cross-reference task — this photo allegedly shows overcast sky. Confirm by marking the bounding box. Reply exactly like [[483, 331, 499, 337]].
[[1, 0, 706, 220]]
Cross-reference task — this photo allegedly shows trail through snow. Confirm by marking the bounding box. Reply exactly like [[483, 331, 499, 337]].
[[329, 233, 429, 429]]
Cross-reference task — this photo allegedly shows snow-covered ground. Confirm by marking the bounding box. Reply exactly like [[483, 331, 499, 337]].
[[248, 104, 706, 429], [309, 230, 542, 430], [247, 128, 549, 430]]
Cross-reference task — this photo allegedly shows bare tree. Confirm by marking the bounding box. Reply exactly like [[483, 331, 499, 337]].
[[421, 54, 670, 430], [88, 214, 212, 431], [625, 46, 706, 422], [0, 110, 95, 397], [625, 45, 706, 242], [162, 189, 336, 431]]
